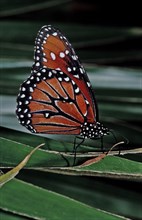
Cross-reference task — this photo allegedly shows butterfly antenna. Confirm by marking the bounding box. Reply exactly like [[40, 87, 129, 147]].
[[106, 140, 126, 156], [109, 129, 129, 154]]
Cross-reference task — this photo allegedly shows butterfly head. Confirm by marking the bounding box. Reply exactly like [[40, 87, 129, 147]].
[[80, 122, 109, 139]]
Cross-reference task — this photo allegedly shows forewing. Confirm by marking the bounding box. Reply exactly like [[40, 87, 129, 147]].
[[32, 25, 97, 122]]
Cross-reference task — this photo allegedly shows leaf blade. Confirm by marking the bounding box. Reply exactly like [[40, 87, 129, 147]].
[[0, 178, 126, 220]]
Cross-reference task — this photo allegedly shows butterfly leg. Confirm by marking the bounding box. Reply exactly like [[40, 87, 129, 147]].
[[60, 153, 70, 167], [73, 136, 85, 166], [100, 136, 105, 153]]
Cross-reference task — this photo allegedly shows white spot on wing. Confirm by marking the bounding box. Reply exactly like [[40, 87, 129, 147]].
[[75, 87, 80, 93], [72, 55, 77, 60], [50, 52, 56, 60], [56, 68, 61, 71], [74, 74, 79, 78], [36, 62, 40, 67], [29, 87, 34, 92], [45, 113, 49, 118], [59, 52, 65, 58], [24, 109, 28, 113], [25, 101, 29, 104], [87, 82, 91, 87], [65, 50, 69, 55], [36, 77, 40, 82], [37, 72, 41, 76], [72, 80, 75, 85], [85, 100, 89, 104], [26, 120, 30, 124], [48, 71, 52, 77], [73, 67, 76, 71], [52, 70, 57, 74], [21, 94, 25, 98], [64, 77, 70, 82], [53, 32, 57, 36], [67, 67, 71, 72], [42, 69, 46, 73], [43, 57, 47, 62], [22, 87, 26, 91], [84, 111, 87, 117], [80, 68, 84, 74]]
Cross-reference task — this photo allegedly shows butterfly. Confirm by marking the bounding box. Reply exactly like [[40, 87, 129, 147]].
[[16, 25, 109, 142]]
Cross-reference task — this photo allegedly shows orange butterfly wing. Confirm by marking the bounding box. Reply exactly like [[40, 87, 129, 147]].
[[16, 25, 108, 138], [33, 25, 97, 123], [16, 69, 93, 134]]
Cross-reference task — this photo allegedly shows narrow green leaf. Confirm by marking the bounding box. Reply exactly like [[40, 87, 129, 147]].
[[46, 155, 142, 181], [1, 137, 142, 180], [0, 178, 126, 220]]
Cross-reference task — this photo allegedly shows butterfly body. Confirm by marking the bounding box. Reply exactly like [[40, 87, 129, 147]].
[[16, 25, 109, 139]]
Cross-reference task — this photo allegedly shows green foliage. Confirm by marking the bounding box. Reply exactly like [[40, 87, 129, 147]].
[[1, 179, 125, 220]]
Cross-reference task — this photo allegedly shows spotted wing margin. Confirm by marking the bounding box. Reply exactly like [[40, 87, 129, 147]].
[[32, 25, 98, 122], [16, 68, 95, 134]]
